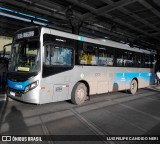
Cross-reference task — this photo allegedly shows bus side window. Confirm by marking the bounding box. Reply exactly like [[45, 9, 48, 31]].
[[125, 51, 135, 67], [81, 51, 88, 64], [135, 52, 141, 67], [150, 55, 154, 68], [116, 49, 123, 67], [80, 42, 98, 65], [144, 54, 151, 68], [141, 53, 145, 68], [98, 47, 107, 66]]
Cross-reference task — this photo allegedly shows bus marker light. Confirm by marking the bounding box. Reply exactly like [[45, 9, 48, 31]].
[[40, 87, 45, 90], [47, 90, 51, 92], [80, 73, 84, 79], [62, 85, 69, 88]]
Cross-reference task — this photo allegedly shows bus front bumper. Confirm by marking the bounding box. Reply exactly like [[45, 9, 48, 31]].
[[7, 87, 40, 104]]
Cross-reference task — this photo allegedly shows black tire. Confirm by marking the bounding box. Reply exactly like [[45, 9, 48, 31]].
[[129, 79, 138, 94], [71, 82, 87, 105]]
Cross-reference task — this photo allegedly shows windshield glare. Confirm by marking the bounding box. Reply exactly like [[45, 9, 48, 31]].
[[9, 40, 41, 72]]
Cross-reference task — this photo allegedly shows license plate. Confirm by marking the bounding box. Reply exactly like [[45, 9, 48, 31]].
[[10, 91, 15, 96]]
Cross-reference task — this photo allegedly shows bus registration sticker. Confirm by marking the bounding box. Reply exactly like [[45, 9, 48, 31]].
[[10, 91, 15, 96]]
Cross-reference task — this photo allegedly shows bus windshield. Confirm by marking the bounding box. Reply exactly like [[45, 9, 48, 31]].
[[9, 40, 41, 73]]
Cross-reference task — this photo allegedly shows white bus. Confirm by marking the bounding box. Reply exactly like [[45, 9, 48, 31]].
[[7, 26, 155, 105]]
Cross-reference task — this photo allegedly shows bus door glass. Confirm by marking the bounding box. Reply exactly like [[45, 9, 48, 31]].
[[45, 45, 73, 66]]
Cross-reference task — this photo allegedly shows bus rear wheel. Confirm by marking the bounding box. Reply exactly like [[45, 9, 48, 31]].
[[129, 79, 138, 94], [71, 82, 87, 105]]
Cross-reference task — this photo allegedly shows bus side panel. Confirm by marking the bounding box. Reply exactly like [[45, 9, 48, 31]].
[[70, 66, 98, 95], [76, 66, 109, 94], [97, 67, 108, 94], [137, 68, 153, 88], [108, 67, 127, 92], [39, 66, 154, 104], [39, 81, 53, 104], [107, 67, 153, 92], [40, 66, 109, 102], [124, 68, 153, 89], [40, 76, 70, 103]]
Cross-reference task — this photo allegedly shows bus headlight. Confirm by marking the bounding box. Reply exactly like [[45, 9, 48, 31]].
[[30, 81, 38, 89], [24, 85, 30, 93], [24, 81, 39, 93]]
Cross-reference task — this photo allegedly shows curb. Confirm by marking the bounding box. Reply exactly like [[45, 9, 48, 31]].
[[147, 85, 160, 91]]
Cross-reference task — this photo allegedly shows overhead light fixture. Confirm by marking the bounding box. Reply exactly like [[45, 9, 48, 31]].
[[0, 12, 31, 22], [0, 6, 48, 22], [33, 21, 47, 26]]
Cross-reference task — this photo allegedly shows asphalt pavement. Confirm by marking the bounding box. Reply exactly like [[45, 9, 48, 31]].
[[0, 86, 160, 144]]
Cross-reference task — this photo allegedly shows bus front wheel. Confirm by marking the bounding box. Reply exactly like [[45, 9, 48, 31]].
[[129, 79, 138, 94], [71, 82, 87, 105]]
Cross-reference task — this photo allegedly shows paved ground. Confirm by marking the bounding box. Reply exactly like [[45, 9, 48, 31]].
[[0, 86, 160, 144]]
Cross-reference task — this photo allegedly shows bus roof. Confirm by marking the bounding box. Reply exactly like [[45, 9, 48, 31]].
[[41, 27, 155, 55], [15, 26, 156, 55]]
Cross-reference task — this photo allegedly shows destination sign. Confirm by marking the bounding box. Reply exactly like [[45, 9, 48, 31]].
[[16, 31, 35, 39]]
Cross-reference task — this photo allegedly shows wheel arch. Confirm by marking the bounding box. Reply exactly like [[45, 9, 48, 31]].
[[132, 77, 139, 90]]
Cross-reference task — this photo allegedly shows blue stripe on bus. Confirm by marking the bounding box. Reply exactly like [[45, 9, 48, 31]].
[[114, 72, 153, 83], [8, 80, 30, 90]]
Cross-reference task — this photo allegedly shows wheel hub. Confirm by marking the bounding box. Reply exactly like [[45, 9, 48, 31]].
[[77, 88, 85, 101]]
